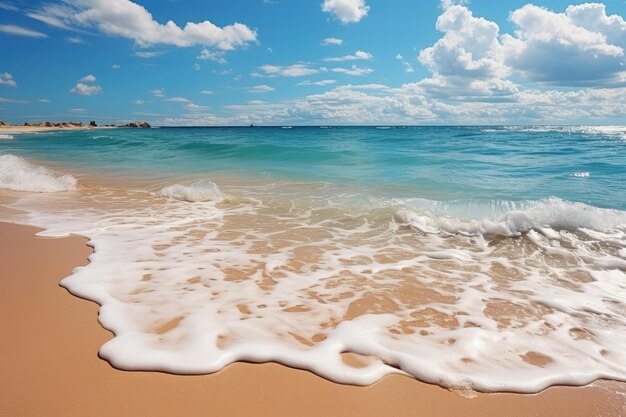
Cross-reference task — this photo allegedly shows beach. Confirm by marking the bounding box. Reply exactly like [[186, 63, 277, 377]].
[[1, 219, 625, 416], [1, 126, 626, 415]]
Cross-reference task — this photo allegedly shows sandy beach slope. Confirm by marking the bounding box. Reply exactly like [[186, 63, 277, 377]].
[[0, 221, 624, 417]]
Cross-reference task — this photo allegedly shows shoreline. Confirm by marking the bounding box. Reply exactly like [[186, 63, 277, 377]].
[[1, 220, 625, 416], [0, 125, 119, 134]]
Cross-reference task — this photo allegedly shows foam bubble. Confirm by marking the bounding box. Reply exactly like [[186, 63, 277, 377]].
[[160, 179, 222, 202], [0, 154, 77, 192], [0, 134, 13, 140], [571, 172, 590, 178]]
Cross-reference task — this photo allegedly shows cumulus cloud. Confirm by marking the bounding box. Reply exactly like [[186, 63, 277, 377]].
[[322, 0, 369, 24], [70, 83, 101, 96], [29, 0, 257, 50], [0, 72, 17, 88], [503, 3, 626, 86], [151, 88, 164, 97], [321, 37, 343, 46], [0, 24, 47, 38], [419, 6, 508, 81], [257, 64, 320, 77], [324, 50, 373, 62], [331, 65, 374, 76], [70, 74, 101, 95], [79, 74, 97, 83], [247, 84, 275, 93], [197, 48, 227, 64]]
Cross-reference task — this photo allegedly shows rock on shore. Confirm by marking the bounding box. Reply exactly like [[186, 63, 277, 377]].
[[122, 121, 151, 128]]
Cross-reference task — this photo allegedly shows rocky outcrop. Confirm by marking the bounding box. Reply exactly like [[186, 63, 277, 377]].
[[89, 121, 97, 127], [122, 120, 151, 128]]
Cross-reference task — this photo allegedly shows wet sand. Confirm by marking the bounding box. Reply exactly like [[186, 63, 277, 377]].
[[1, 221, 625, 417]]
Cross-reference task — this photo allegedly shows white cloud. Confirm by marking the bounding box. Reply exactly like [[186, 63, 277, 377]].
[[297, 79, 337, 86], [133, 51, 162, 58], [165, 97, 191, 103], [31, 0, 257, 50], [79, 74, 97, 83], [331, 65, 374, 76], [133, 99, 144, 105], [66, 36, 87, 44], [151, 88, 164, 97], [68, 108, 88, 113], [321, 37, 343, 46], [38, 99, 51, 103], [112, 64, 121, 69], [0, 24, 47, 38], [322, 0, 369, 24], [0, 72, 17, 88], [503, 4, 626, 86], [70, 83, 102, 95], [324, 50, 373, 62], [197, 48, 227, 64], [257, 64, 320, 77], [440, 0, 468, 10], [70, 74, 101, 95], [419, 6, 508, 81], [247, 84, 275, 93], [200, 90, 214, 95], [185, 102, 208, 111], [395, 54, 414, 73]]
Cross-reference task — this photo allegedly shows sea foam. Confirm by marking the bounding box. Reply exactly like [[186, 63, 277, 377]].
[[0, 134, 13, 140], [160, 179, 222, 202], [5, 180, 625, 394], [393, 197, 626, 237], [0, 154, 77, 192]]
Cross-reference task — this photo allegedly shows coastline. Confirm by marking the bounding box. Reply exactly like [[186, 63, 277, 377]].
[[1, 220, 625, 417], [0, 125, 118, 134]]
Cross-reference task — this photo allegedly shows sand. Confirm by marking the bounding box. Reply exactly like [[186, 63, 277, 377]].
[[0, 125, 117, 134], [1, 220, 625, 417]]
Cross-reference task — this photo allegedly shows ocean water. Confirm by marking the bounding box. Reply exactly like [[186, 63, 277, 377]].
[[0, 125, 625, 392]]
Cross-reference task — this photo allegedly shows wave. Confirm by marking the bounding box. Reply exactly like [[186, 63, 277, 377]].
[[0, 154, 77, 192], [160, 179, 222, 202], [0, 134, 14, 140], [392, 197, 626, 237]]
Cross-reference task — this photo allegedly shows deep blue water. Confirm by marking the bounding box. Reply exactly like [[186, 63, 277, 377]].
[[1, 125, 624, 210]]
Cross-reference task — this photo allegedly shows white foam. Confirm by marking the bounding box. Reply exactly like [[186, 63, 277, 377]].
[[0, 154, 77, 192], [0, 134, 13, 140], [3, 178, 626, 393], [160, 179, 222, 202], [393, 197, 626, 237], [571, 172, 590, 177]]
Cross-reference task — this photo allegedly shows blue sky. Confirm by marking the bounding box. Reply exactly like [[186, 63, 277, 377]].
[[0, 0, 625, 125]]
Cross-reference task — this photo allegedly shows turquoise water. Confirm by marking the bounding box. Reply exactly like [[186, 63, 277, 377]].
[[1, 125, 624, 209]]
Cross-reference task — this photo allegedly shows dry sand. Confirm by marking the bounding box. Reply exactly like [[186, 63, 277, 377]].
[[1, 221, 625, 417], [0, 125, 117, 134]]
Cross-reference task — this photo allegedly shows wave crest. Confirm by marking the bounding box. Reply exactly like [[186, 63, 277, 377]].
[[394, 197, 626, 237], [160, 179, 222, 202], [0, 154, 77, 192]]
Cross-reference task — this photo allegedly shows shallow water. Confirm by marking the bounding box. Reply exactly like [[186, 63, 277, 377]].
[[0, 126, 625, 392]]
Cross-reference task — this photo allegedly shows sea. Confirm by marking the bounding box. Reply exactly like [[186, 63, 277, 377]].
[[0, 125, 625, 393]]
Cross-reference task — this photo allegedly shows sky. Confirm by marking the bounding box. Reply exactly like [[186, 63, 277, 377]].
[[0, 0, 625, 126]]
